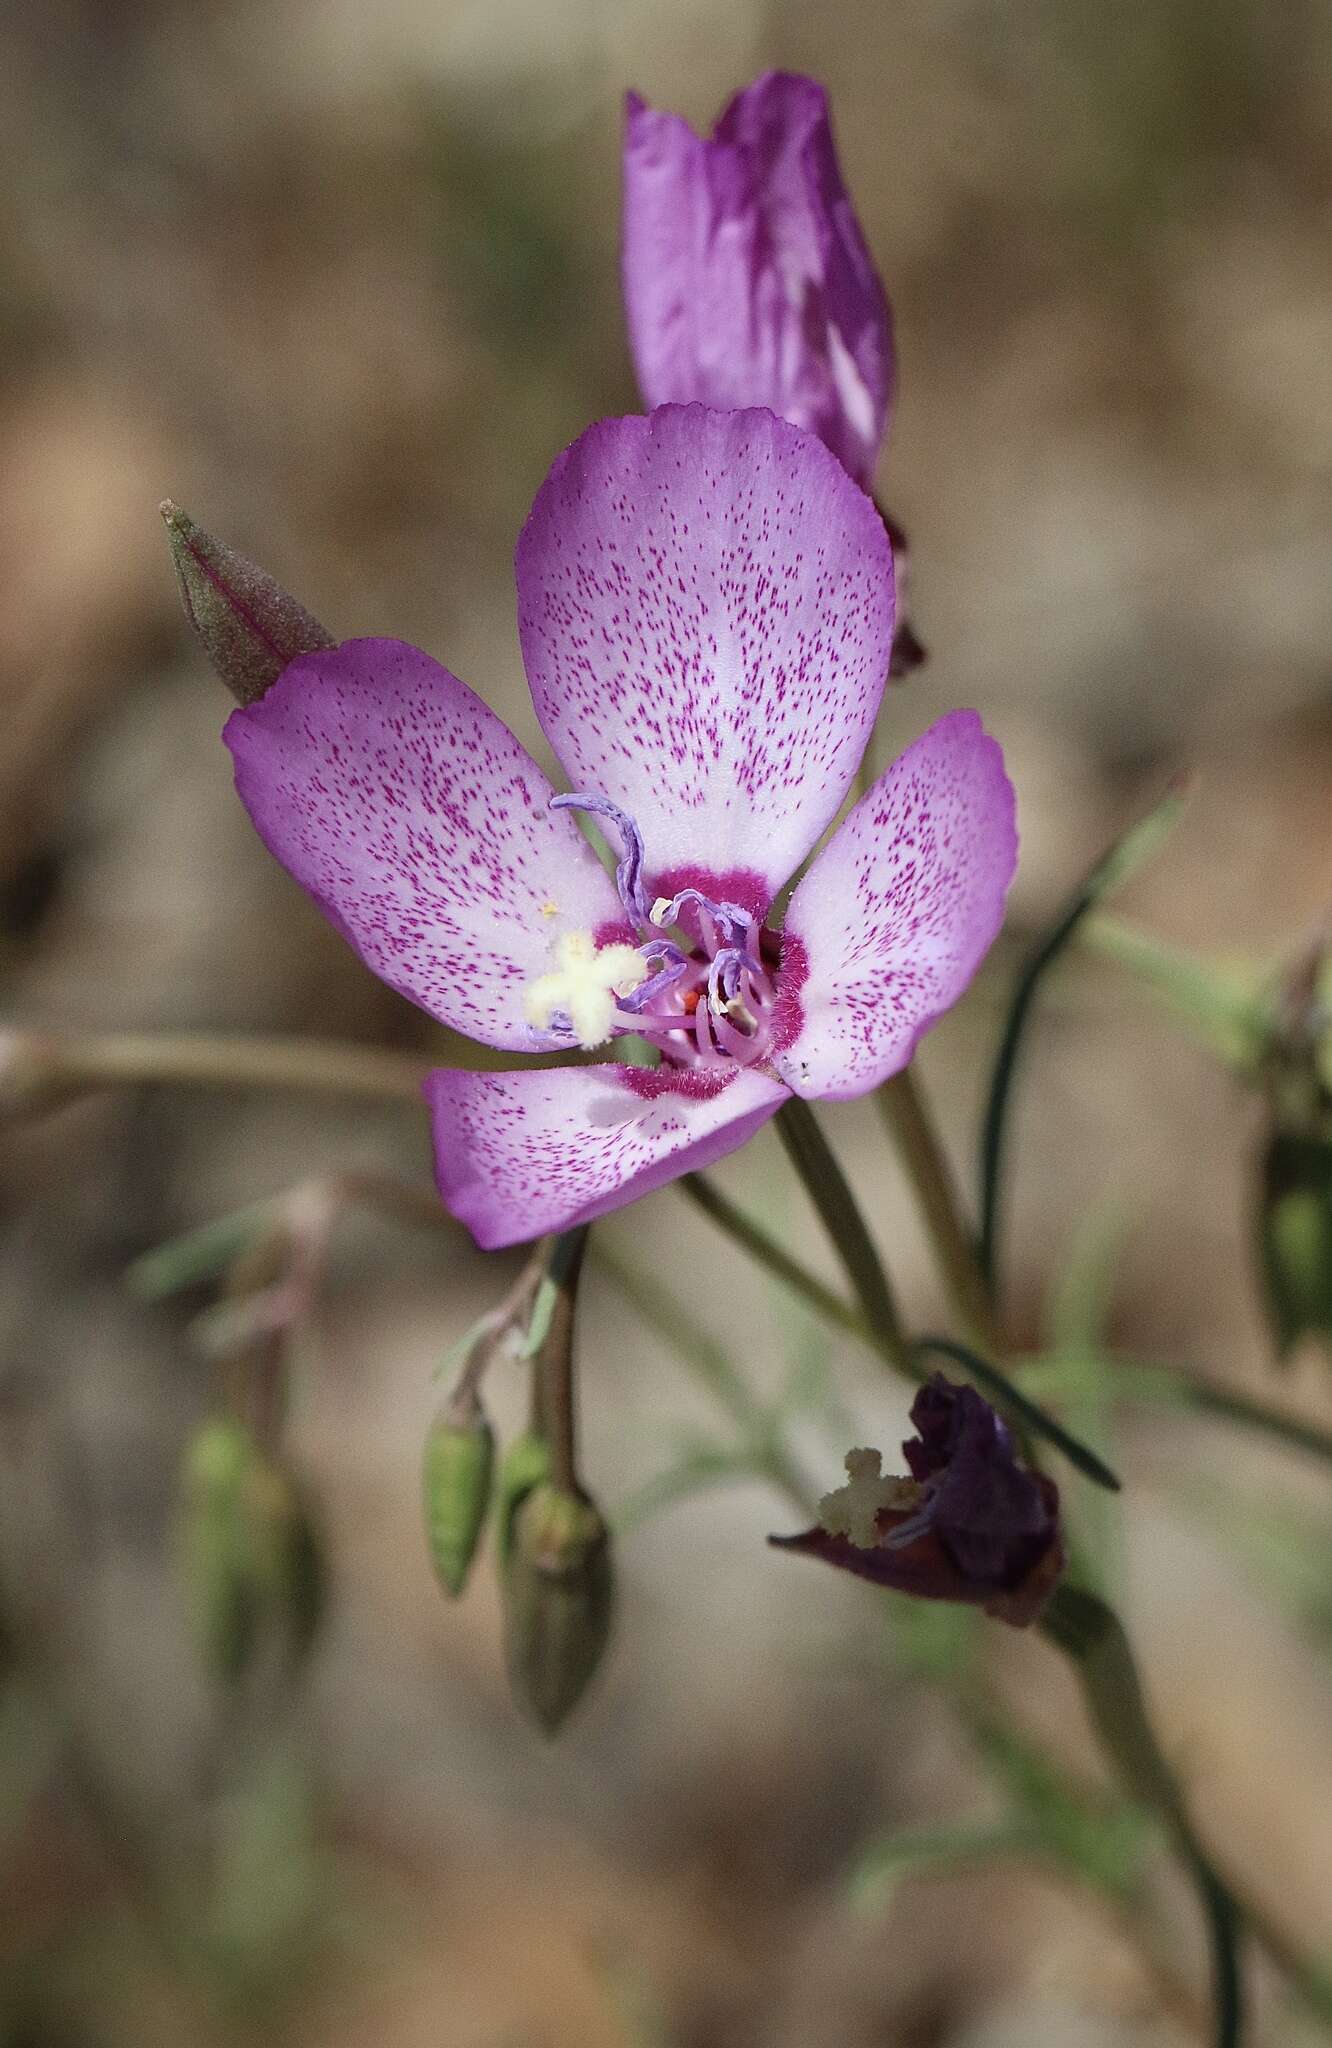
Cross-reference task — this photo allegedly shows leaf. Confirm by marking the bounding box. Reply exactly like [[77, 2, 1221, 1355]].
[[978, 783, 1187, 1296]]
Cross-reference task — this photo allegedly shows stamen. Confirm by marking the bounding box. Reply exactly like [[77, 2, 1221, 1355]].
[[552, 792, 652, 927], [651, 889, 752, 947]]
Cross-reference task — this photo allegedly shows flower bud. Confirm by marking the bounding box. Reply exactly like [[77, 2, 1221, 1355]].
[[160, 501, 334, 707], [502, 1483, 613, 1734], [494, 1428, 553, 1566], [177, 1416, 324, 1684], [1258, 1129, 1332, 1360], [422, 1390, 495, 1597]]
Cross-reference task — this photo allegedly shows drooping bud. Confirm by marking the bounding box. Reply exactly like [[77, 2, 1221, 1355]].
[[422, 1389, 495, 1597], [771, 1376, 1063, 1628], [494, 1429, 553, 1566], [159, 501, 334, 707], [502, 1482, 613, 1734], [177, 1415, 324, 1684], [1258, 1130, 1332, 1359]]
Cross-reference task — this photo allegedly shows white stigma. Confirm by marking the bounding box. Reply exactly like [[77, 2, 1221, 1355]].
[[817, 1448, 917, 1550], [523, 929, 648, 1050]]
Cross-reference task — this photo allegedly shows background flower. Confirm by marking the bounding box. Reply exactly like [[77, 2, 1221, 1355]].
[[622, 72, 894, 492]]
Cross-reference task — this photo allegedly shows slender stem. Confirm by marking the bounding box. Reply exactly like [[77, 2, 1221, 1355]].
[[878, 1068, 1004, 1352], [0, 1026, 430, 1109], [596, 1242, 819, 1515], [774, 1097, 913, 1378], [1042, 1585, 1245, 2048], [679, 1175, 861, 1335], [537, 1228, 589, 1495], [1017, 1354, 1332, 1470]]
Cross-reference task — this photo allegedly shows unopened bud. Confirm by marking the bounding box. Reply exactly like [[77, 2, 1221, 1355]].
[[495, 1429, 553, 1566], [422, 1390, 494, 1597], [1258, 1130, 1332, 1360], [502, 1482, 613, 1734], [177, 1416, 324, 1684], [160, 501, 334, 707]]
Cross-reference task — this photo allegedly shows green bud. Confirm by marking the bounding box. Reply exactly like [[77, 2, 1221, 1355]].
[[160, 500, 335, 707], [494, 1429, 553, 1565], [1258, 1130, 1332, 1360], [422, 1392, 495, 1597], [502, 1483, 613, 1735], [177, 1416, 324, 1684]]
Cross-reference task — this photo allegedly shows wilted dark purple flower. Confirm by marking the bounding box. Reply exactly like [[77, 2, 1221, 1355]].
[[771, 1376, 1063, 1627]]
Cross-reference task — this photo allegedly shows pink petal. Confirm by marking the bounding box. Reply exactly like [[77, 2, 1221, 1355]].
[[426, 1061, 788, 1248], [774, 712, 1017, 1100], [622, 73, 893, 489], [516, 405, 894, 908], [225, 638, 623, 1052]]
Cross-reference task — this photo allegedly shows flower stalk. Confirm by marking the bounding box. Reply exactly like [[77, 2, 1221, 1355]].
[[877, 1067, 1003, 1354], [774, 1095, 912, 1377]]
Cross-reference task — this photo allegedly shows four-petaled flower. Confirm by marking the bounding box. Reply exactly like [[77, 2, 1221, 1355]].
[[622, 72, 893, 493], [771, 1377, 1064, 1627], [225, 403, 1016, 1248]]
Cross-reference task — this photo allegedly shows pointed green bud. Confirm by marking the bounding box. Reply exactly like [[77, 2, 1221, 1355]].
[[177, 1416, 325, 1684], [502, 1482, 613, 1735], [422, 1390, 495, 1598], [1258, 1130, 1332, 1360], [159, 500, 335, 707], [495, 1428, 553, 1565]]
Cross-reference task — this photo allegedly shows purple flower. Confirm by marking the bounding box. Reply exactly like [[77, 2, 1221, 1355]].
[[224, 404, 1015, 1249], [771, 1377, 1064, 1627], [622, 73, 893, 492]]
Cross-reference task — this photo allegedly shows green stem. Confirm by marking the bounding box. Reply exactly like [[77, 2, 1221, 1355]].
[[679, 1175, 861, 1336], [774, 1097, 913, 1378], [1041, 1585, 1244, 2048], [596, 1242, 819, 1515], [536, 1228, 589, 1495], [878, 1068, 1004, 1353]]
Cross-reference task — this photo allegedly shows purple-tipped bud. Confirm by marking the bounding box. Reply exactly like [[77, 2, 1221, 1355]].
[[160, 501, 334, 707], [771, 1376, 1063, 1628]]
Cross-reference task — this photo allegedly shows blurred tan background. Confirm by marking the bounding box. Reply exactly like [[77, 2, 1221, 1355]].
[[1, 0, 1332, 2042]]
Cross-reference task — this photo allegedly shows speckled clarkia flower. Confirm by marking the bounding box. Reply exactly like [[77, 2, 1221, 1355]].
[[771, 1377, 1064, 1627], [622, 72, 893, 495], [224, 404, 1015, 1249]]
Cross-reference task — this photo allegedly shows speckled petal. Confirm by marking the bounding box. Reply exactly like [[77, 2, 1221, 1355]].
[[774, 711, 1017, 1099], [426, 1061, 788, 1248], [224, 638, 623, 1052], [622, 74, 893, 488], [516, 405, 895, 905]]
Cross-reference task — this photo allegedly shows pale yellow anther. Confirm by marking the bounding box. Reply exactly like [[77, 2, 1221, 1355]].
[[817, 1447, 918, 1550], [539, 900, 560, 919], [523, 929, 648, 1050]]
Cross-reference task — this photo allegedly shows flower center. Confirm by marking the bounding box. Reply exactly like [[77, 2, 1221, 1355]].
[[524, 793, 780, 1069]]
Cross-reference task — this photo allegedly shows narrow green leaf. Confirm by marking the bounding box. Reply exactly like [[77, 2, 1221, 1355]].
[[125, 1199, 279, 1300], [914, 1334, 1121, 1492], [978, 783, 1187, 1295]]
